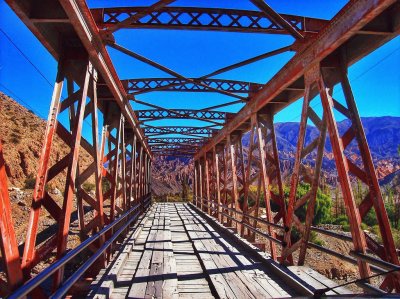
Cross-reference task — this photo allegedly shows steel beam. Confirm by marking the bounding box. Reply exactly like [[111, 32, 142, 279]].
[[122, 78, 261, 94], [194, 0, 399, 160], [136, 109, 229, 121], [91, 7, 327, 34], [144, 126, 217, 135], [147, 137, 205, 144], [6, 0, 151, 157], [0, 141, 23, 291]]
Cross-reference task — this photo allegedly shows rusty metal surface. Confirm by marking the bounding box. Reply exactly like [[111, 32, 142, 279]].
[[122, 78, 261, 95], [2, 0, 400, 296], [194, 0, 399, 159], [92, 6, 327, 34]]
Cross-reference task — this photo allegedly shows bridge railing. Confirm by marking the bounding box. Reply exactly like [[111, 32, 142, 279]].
[[193, 195, 400, 293], [7, 194, 151, 299]]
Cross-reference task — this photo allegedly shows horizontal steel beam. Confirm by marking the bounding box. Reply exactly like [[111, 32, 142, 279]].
[[152, 152, 195, 157], [147, 138, 206, 146], [136, 109, 230, 121], [121, 78, 261, 94], [91, 7, 327, 34], [194, 0, 399, 159], [144, 126, 217, 135], [6, 0, 152, 157], [151, 144, 200, 150]]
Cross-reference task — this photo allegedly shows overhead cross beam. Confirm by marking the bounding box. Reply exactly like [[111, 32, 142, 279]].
[[152, 150, 196, 157], [132, 100, 225, 125], [122, 78, 262, 95], [109, 43, 248, 101], [143, 126, 218, 136], [91, 7, 327, 34], [194, 0, 400, 160], [147, 137, 205, 145], [106, 0, 176, 33], [121, 45, 291, 96], [151, 144, 201, 150], [250, 0, 304, 39], [136, 109, 231, 121]]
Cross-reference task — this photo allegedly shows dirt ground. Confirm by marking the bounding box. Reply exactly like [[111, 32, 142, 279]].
[[255, 219, 384, 293]]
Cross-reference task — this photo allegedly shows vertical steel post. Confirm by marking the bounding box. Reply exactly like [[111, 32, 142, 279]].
[[204, 153, 211, 214], [243, 120, 256, 238], [254, 114, 277, 260], [91, 70, 106, 267], [193, 160, 198, 206], [199, 158, 203, 211], [0, 141, 23, 290], [319, 67, 371, 280], [54, 61, 92, 287], [110, 114, 123, 222], [120, 117, 127, 211], [227, 134, 240, 231], [213, 147, 222, 222], [22, 60, 65, 271], [138, 145, 143, 210]]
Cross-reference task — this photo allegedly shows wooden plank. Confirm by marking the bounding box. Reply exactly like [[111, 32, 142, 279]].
[[170, 204, 215, 298], [179, 207, 237, 298], [88, 203, 348, 299], [188, 217, 256, 298], [127, 212, 158, 298], [288, 266, 338, 295], [163, 210, 179, 298], [192, 208, 290, 298], [116, 220, 152, 285], [289, 266, 351, 295]]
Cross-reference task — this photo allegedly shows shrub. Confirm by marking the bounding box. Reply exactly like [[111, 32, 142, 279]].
[[310, 231, 324, 246], [332, 215, 348, 225], [363, 209, 378, 227], [289, 183, 333, 225], [82, 182, 95, 193], [371, 224, 380, 236], [24, 175, 36, 189], [254, 182, 333, 225], [10, 132, 20, 144], [361, 222, 369, 231], [342, 223, 350, 232], [102, 178, 110, 193], [392, 229, 400, 248]]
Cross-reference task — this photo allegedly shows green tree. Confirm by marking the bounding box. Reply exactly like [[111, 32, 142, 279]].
[[284, 183, 332, 225], [257, 183, 332, 225]]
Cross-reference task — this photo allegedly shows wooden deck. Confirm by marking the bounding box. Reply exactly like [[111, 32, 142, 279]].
[[87, 203, 351, 298]]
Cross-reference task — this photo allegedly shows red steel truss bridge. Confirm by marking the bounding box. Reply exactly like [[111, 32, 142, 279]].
[[1, 0, 399, 298]]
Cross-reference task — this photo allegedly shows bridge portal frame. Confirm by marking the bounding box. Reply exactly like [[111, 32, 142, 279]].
[[0, 0, 399, 297]]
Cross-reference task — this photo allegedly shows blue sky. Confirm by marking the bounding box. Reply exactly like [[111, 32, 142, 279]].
[[0, 0, 399, 140]]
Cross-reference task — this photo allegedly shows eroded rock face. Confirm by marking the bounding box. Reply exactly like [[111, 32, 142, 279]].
[[151, 156, 193, 197], [1, 91, 398, 198], [0, 92, 94, 191]]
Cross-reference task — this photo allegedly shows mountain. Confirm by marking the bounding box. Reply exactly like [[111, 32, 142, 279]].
[[273, 117, 400, 180], [1, 91, 398, 197], [273, 117, 400, 159], [0, 92, 94, 191], [151, 156, 193, 197], [152, 117, 400, 196]]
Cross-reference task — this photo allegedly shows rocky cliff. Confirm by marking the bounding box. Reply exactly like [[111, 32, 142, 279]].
[[1, 91, 399, 197]]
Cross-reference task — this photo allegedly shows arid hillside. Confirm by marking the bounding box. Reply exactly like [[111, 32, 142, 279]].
[[2, 91, 399, 199], [0, 91, 192, 197], [0, 92, 94, 191]]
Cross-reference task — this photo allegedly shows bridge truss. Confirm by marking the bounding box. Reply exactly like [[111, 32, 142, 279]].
[[0, 0, 399, 297]]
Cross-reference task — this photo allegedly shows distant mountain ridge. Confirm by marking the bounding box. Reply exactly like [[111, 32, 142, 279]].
[[0, 92, 398, 197], [271, 116, 400, 159], [153, 116, 400, 196]]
